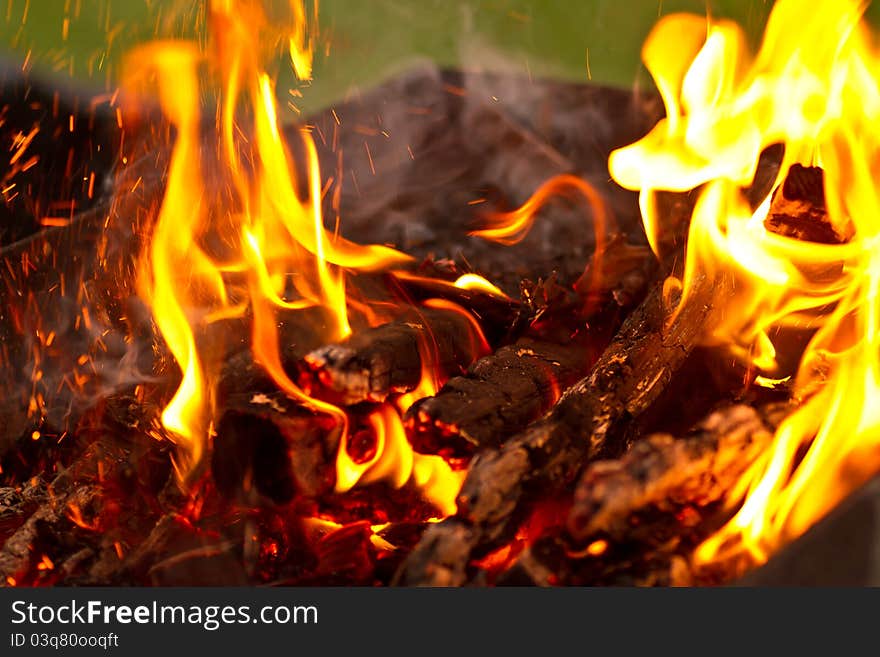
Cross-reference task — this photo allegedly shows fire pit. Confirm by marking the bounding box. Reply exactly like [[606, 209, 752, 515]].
[[1, 0, 877, 587]]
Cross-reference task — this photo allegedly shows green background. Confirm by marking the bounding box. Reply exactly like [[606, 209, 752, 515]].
[[3, 1, 880, 111]]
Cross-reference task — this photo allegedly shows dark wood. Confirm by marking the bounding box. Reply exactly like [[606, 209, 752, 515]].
[[395, 267, 719, 585], [765, 164, 844, 243], [303, 306, 490, 404], [567, 402, 789, 542], [212, 391, 340, 503], [497, 402, 791, 586], [406, 337, 594, 454], [406, 238, 655, 453]]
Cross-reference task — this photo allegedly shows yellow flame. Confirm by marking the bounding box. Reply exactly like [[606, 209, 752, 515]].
[[335, 404, 464, 516], [128, 0, 439, 510], [289, 0, 317, 81], [453, 274, 509, 299], [470, 174, 612, 309], [610, 0, 880, 566]]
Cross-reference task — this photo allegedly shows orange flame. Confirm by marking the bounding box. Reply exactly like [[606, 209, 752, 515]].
[[452, 273, 508, 299], [127, 0, 474, 524], [610, 0, 880, 566], [470, 174, 612, 307], [336, 404, 464, 516]]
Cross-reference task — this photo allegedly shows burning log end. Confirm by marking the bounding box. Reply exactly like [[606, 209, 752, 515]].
[[212, 394, 341, 503], [405, 338, 593, 453], [405, 237, 656, 454], [303, 307, 487, 405]]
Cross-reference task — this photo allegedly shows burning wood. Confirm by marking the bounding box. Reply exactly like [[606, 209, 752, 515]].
[[395, 265, 718, 585], [496, 402, 790, 586], [5, 0, 880, 590], [406, 238, 654, 453], [567, 402, 790, 543], [303, 303, 491, 405]]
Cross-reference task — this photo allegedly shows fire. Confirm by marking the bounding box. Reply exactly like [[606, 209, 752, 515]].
[[470, 173, 611, 309], [126, 0, 463, 514], [452, 274, 508, 299], [335, 404, 465, 516], [610, 0, 880, 566]]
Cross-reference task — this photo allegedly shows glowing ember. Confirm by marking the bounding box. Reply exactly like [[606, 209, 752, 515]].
[[610, 0, 880, 566]]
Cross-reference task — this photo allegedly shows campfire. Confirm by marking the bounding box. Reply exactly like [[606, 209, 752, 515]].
[[2, 0, 878, 586]]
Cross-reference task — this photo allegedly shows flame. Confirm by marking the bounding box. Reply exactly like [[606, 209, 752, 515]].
[[336, 404, 464, 516], [610, 0, 880, 566], [452, 274, 508, 299], [470, 173, 612, 308], [126, 0, 474, 522], [289, 0, 318, 81]]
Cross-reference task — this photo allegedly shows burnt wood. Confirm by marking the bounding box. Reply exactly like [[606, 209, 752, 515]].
[[395, 148, 790, 586], [567, 402, 789, 542], [395, 268, 719, 585], [406, 336, 594, 454], [303, 306, 490, 404], [497, 402, 790, 586], [212, 392, 340, 503], [765, 163, 846, 244], [406, 238, 655, 453]]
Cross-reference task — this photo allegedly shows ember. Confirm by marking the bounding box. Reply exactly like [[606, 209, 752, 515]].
[[3, 0, 880, 588]]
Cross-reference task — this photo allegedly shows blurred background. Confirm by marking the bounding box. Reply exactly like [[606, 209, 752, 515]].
[[4, 0, 878, 111]]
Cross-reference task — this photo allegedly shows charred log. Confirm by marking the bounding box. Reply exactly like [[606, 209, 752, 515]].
[[406, 238, 654, 453], [567, 402, 790, 542], [212, 392, 340, 503], [498, 402, 791, 586], [303, 306, 490, 405], [765, 164, 847, 244], [406, 337, 594, 455]]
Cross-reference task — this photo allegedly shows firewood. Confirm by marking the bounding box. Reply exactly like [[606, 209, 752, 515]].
[[406, 337, 595, 454], [212, 391, 340, 503], [405, 238, 654, 452], [0, 480, 101, 584], [303, 305, 490, 405], [496, 402, 792, 586], [765, 164, 847, 243], [395, 153, 809, 586], [566, 402, 790, 542], [395, 269, 718, 585]]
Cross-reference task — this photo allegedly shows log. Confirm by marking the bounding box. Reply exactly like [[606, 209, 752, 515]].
[[497, 402, 791, 586], [567, 402, 790, 542], [302, 305, 490, 405], [406, 336, 594, 455], [394, 151, 789, 585], [406, 238, 654, 453], [395, 267, 719, 585], [212, 391, 340, 503]]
